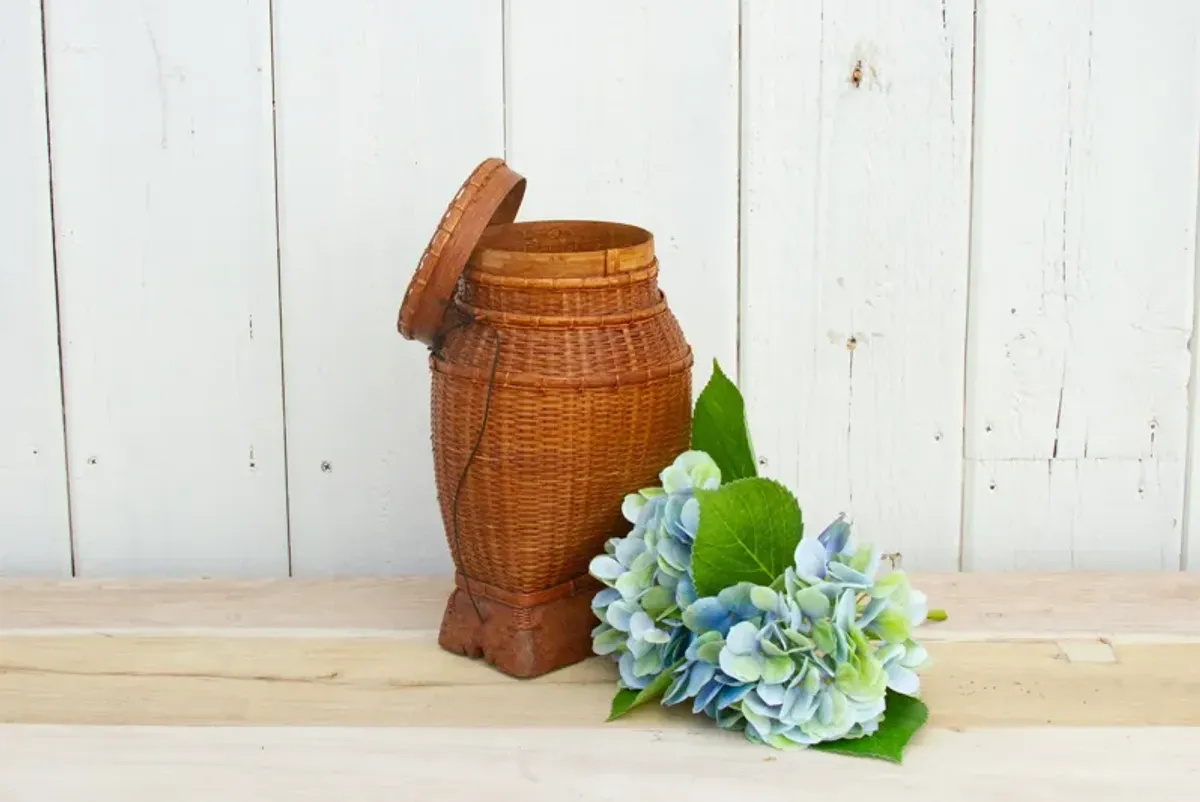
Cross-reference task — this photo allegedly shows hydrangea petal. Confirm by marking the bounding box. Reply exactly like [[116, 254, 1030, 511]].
[[657, 537, 690, 573], [725, 621, 759, 654], [818, 514, 852, 555], [681, 497, 700, 537], [606, 600, 636, 632], [633, 648, 663, 677], [663, 671, 691, 707], [591, 587, 621, 613], [696, 640, 724, 664], [628, 637, 654, 659], [756, 682, 786, 707], [719, 650, 763, 684], [615, 571, 645, 602], [629, 610, 654, 639], [715, 682, 753, 710], [592, 626, 625, 655], [762, 655, 795, 685], [873, 607, 911, 644], [683, 597, 730, 634], [886, 663, 920, 695], [621, 493, 646, 524], [834, 589, 857, 630], [685, 662, 718, 697], [872, 570, 908, 599], [741, 707, 773, 741], [614, 536, 647, 568], [908, 589, 930, 626], [589, 555, 624, 582], [761, 639, 788, 658], [643, 627, 671, 645], [750, 585, 780, 613], [743, 691, 782, 719], [638, 585, 673, 618], [686, 630, 722, 661], [793, 536, 827, 582], [792, 585, 830, 619], [675, 576, 697, 608], [857, 597, 886, 629], [660, 464, 691, 495], [693, 678, 723, 713], [828, 562, 872, 589], [618, 651, 647, 689], [901, 641, 930, 669]]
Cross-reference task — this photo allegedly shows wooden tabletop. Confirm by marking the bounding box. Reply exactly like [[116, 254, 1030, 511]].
[[1, 573, 1198, 800]]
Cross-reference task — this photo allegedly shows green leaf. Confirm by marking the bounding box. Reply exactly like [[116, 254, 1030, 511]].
[[692, 359, 758, 482], [812, 690, 929, 763], [926, 608, 948, 622], [691, 477, 803, 597], [606, 660, 684, 722]]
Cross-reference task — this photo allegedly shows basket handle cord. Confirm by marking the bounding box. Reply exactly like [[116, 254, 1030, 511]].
[[431, 312, 501, 624]]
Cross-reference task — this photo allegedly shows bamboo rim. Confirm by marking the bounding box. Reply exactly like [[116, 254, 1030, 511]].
[[429, 350, 694, 389], [464, 261, 659, 289], [452, 296, 669, 329]]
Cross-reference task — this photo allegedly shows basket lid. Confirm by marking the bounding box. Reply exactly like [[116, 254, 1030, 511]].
[[397, 157, 527, 345]]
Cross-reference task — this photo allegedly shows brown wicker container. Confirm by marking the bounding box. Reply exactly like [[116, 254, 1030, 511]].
[[398, 158, 693, 678]]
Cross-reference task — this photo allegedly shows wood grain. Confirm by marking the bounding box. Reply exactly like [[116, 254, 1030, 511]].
[[740, 0, 975, 571], [0, 725, 1194, 802], [505, 0, 740, 384], [5, 573, 1198, 636], [2, 574, 1197, 797], [3, 636, 1198, 728], [272, 0, 503, 576], [44, 0, 288, 576], [963, 0, 1200, 569], [0, 0, 72, 576], [2, 574, 1198, 729]]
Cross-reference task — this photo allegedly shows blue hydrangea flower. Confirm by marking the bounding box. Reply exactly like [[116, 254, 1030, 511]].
[[662, 514, 931, 749], [589, 451, 724, 690]]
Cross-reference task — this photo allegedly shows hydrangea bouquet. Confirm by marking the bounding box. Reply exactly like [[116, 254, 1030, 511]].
[[588, 361, 942, 762]]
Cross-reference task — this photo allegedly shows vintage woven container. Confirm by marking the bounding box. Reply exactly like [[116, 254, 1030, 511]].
[[397, 158, 693, 678]]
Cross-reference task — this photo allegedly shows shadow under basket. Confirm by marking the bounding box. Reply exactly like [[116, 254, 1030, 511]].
[[398, 159, 693, 679]]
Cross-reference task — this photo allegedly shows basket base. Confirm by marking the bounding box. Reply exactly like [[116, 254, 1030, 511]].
[[437, 574, 601, 679]]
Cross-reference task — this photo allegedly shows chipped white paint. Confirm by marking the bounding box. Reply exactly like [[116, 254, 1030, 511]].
[[4, 2, 1200, 576], [273, 0, 502, 576], [0, 0, 72, 575], [44, 0, 288, 576], [740, 0, 974, 570], [505, 0, 740, 379], [963, 0, 1200, 570]]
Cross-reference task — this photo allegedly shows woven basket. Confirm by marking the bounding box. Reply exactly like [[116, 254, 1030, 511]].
[[399, 159, 693, 678]]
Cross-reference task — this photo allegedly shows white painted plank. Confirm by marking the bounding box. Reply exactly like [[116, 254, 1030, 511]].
[[273, 0, 502, 575], [740, 0, 974, 570], [0, 0, 72, 576], [965, 458, 1183, 571], [2, 725, 1198, 802], [505, 0, 739, 381], [964, 1, 1200, 570], [45, 0, 288, 576]]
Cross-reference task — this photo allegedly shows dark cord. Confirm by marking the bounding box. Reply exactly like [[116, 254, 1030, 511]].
[[438, 317, 502, 624]]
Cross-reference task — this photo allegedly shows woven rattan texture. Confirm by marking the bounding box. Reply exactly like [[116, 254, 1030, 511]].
[[429, 222, 693, 595], [431, 368, 691, 593], [458, 264, 663, 317]]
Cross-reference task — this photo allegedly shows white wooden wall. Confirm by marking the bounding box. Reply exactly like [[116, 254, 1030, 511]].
[[3, 0, 1199, 578]]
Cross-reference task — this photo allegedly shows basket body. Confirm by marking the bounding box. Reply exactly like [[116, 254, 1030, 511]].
[[431, 221, 693, 678]]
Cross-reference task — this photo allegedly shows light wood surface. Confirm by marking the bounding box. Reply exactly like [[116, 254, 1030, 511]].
[[0, 573, 1197, 798]]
